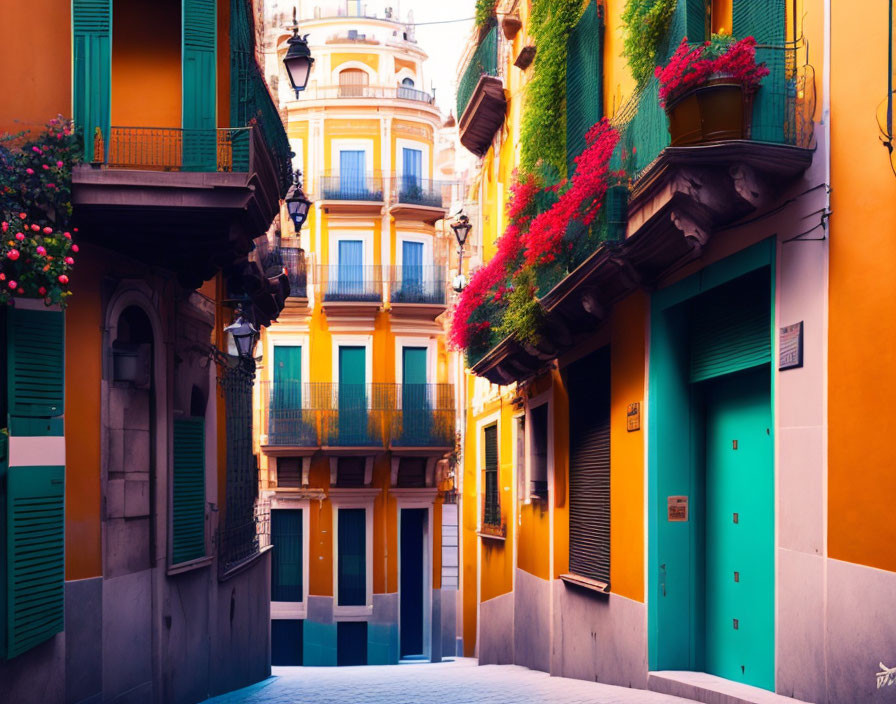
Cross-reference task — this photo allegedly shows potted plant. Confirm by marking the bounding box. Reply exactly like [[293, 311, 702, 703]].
[[655, 33, 770, 147]]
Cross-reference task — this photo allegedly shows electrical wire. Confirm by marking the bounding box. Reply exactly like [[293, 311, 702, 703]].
[[409, 16, 476, 26]]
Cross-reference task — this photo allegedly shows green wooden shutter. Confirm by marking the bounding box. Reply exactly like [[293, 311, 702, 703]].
[[7, 308, 65, 430], [73, 0, 111, 162], [4, 465, 65, 659], [271, 509, 303, 602], [337, 508, 366, 606], [172, 417, 206, 564], [483, 424, 499, 526], [689, 270, 771, 383], [733, 0, 786, 143], [686, 0, 710, 42], [182, 0, 217, 171], [565, 0, 604, 175]]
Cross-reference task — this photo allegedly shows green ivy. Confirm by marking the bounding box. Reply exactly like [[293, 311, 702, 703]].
[[621, 0, 678, 88], [475, 0, 497, 28], [519, 0, 585, 178], [495, 266, 545, 347]]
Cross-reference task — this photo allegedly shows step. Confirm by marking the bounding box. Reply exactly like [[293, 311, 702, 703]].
[[648, 671, 814, 704]]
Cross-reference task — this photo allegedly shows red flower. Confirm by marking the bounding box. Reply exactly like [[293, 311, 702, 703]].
[[58, 274, 69, 285], [7, 249, 20, 261]]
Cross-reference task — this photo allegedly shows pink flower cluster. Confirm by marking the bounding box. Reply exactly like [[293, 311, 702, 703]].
[[654, 36, 769, 107]]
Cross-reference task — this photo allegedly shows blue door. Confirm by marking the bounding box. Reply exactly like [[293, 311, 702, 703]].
[[337, 239, 364, 299], [340, 150, 365, 198], [401, 147, 422, 195], [401, 240, 424, 301]]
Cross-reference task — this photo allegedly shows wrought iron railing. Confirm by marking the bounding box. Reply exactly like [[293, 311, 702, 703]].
[[390, 265, 446, 305], [391, 177, 453, 209], [279, 245, 307, 298], [261, 382, 455, 448], [457, 24, 499, 119], [319, 171, 385, 201], [317, 265, 385, 303], [106, 126, 253, 172], [300, 84, 436, 104]]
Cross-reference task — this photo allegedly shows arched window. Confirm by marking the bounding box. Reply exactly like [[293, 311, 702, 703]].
[[401, 77, 415, 88], [338, 68, 369, 97]]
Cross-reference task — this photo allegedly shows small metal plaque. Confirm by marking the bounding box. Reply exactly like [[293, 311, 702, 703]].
[[667, 496, 688, 522], [627, 402, 641, 432], [779, 322, 804, 370]]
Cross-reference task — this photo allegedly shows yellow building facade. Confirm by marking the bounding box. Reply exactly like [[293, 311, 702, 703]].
[[254, 0, 460, 666]]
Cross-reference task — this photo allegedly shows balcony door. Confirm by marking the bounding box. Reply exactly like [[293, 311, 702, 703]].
[[401, 240, 424, 300], [401, 147, 423, 195], [337, 239, 364, 299], [338, 346, 367, 445], [272, 345, 304, 445], [339, 149, 366, 197], [401, 347, 430, 444]]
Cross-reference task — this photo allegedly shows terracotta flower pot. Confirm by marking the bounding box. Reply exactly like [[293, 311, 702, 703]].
[[664, 75, 755, 147]]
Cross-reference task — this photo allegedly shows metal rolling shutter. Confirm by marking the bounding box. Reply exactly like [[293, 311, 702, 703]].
[[567, 347, 611, 587], [689, 269, 771, 384]]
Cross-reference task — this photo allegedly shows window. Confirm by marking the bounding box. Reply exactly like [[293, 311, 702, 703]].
[[529, 403, 549, 501], [482, 424, 500, 528], [172, 417, 207, 564], [337, 508, 367, 605], [401, 147, 423, 193], [401, 77, 415, 87], [567, 347, 611, 589], [271, 509, 303, 602], [338, 150, 366, 196], [514, 415, 526, 502], [338, 68, 368, 97], [346, 0, 362, 17], [397, 457, 427, 488]]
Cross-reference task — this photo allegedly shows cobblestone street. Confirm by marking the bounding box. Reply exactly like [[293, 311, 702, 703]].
[[204, 659, 697, 704]]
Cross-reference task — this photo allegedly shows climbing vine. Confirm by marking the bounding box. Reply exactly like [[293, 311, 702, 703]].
[[621, 0, 678, 89], [475, 0, 497, 29], [519, 0, 584, 178]]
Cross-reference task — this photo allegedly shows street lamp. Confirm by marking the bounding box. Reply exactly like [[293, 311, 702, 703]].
[[224, 314, 259, 360], [451, 214, 472, 292], [283, 8, 314, 94], [285, 169, 312, 232]]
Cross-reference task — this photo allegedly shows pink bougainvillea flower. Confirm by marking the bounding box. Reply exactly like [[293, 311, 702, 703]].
[[8, 280, 17, 289], [1, 222, 7, 232], [7, 249, 20, 261], [25, 168, 34, 175], [30, 224, 39, 232], [64, 256, 74, 265], [38, 287, 47, 295], [18, 212, 26, 219], [36, 246, 47, 255], [15, 233, 25, 241], [47, 183, 56, 189], [71, 244, 79, 252], [56, 160, 64, 168], [64, 232, 73, 239], [42, 164, 50, 170], [32, 146, 42, 154], [0, 273, 5, 280], [58, 274, 69, 285], [42, 227, 52, 234]]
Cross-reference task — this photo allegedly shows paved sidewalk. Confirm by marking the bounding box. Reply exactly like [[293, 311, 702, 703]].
[[204, 658, 697, 704]]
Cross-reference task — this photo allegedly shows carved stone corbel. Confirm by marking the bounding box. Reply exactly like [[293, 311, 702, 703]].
[[671, 209, 710, 255], [729, 163, 764, 209]]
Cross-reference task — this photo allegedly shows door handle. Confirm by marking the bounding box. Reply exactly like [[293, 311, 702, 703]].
[[660, 563, 667, 597]]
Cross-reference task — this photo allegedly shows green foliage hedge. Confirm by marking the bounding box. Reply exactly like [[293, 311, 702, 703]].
[[621, 0, 678, 88]]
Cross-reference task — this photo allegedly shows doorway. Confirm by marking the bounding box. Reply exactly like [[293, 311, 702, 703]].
[[400, 508, 427, 658]]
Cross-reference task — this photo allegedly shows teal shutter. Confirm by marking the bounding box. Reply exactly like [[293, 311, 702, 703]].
[[7, 308, 65, 434], [172, 417, 206, 564], [337, 346, 368, 445], [733, 0, 786, 143], [686, 0, 710, 42], [73, 0, 112, 162], [689, 271, 771, 383], [337, 508, 366, 606], [182, 0, 217, 171], [483, 424, 499, 526], [3, 465, 65, 659], [565, 0, 604, 175], [271, 509, 303, 602]]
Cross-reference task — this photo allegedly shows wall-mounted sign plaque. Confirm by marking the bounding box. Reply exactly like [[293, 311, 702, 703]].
[[779, 322, 804, 370], [667, 496, 688, 522], [627, 402, 641, 432]]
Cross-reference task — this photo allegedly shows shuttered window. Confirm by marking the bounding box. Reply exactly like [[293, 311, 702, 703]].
[[172, 417, 206, 564], [689, 268, 771, 383], [337, 508, 367, 606], [3, 465, 65, 659], [567, 347, 611, 588], [565, 0, 604, 174], [73, 0, 111, 162], [529, 404, 549, 500], [7, 308, 65, 423], [182, 0, 217, 170], [686, 0, 711, 42], [271, 509, 303, 602], [482, 424, 500, 527]]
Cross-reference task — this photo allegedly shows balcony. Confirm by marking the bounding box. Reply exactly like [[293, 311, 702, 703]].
[[316, 265, 384, 319], [265, 245, 307, 300], [388, 177, 454, 224], [298, 84, 437, 105], [72, 125, 284, 292], [389, 265, 446, 319], [456, 24, 506, 156], [260, 382, 455, 453], [317, 171, 386, 214]]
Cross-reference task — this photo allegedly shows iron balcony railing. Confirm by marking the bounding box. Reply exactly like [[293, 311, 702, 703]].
[[456, 24, 499, 118], [300, 84, 436, 104], [279, 246, 307, 298], [317, 265, 385, 303], [105, 126, 254, 173], [390, 265, 446, 306], [319, 171, 385, 201], [390, 177, 453, 209], [261, 382, 455, 448]]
